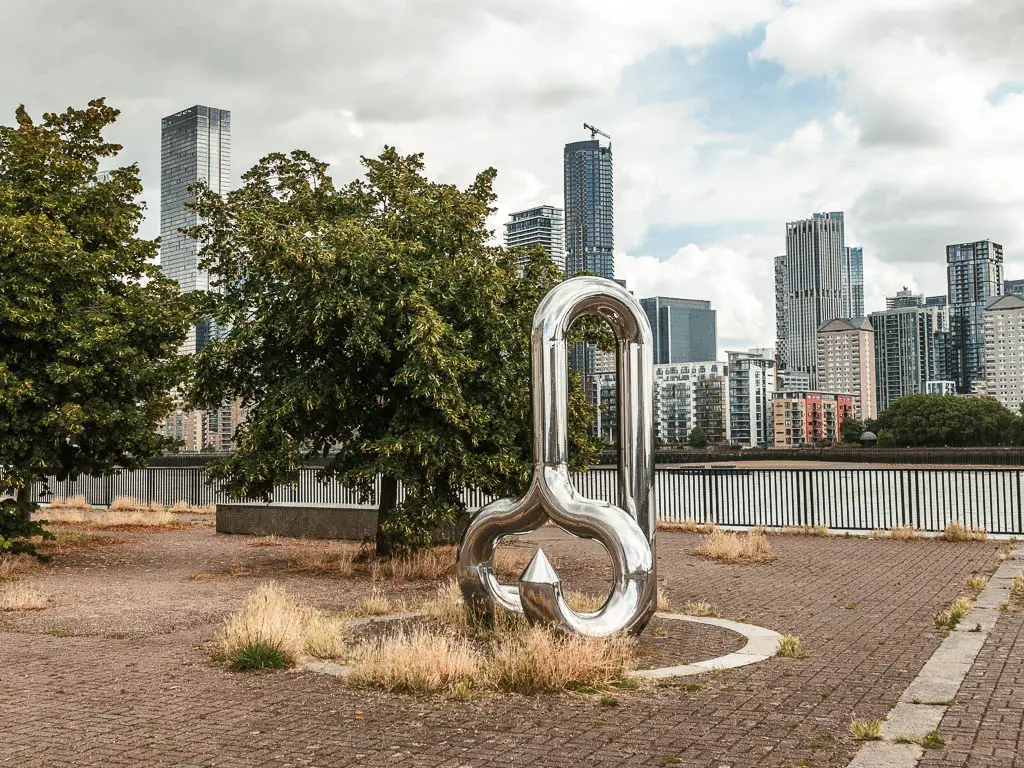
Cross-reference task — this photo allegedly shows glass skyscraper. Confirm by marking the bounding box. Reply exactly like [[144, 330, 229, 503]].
[[640, 297, 718, 364], [847, 246, 864, 317], [563, 138, 613, 279], [160, 104, 231, 353], [947, 240, 1003, 394]]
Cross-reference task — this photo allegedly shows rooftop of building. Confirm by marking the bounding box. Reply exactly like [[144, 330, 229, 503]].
[[984, 294, 1024, 311], [817, 317, 873, 333]]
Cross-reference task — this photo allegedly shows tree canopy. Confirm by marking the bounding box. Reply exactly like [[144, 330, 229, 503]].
[[188, 147, 601, 554], [871, 394, 1023, 447], [0, 99, 191, 554]]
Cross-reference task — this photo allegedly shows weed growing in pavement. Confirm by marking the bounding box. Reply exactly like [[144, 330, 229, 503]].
[[850, 718, 883, 740], [940, 522, 987, 542], [0, 583, 49, 611], [965, 574, 988, 593], [678, 600, 719, 617], [934, 596, 974, 630], [776, 634, 809, 659], [1012, 572, 1024, 598], [695, 528, 774, 564], [921, 731, 945, 749]]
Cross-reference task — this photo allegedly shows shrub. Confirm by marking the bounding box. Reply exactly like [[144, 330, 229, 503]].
[[214, 583, 309, 669], [695, 529, 774, 564]]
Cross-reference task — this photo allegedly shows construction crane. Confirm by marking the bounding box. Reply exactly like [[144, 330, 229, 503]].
[[583, 122, 611, 141]]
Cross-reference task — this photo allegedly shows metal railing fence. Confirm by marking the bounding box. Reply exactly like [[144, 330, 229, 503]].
[[27, 465, 1024, 535]]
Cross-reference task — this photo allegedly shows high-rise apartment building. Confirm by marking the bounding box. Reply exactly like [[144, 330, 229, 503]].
[[652, 362, 728, 445], [1005, 279, 1024, 298], [869, 297, 941, 411], [774, 255, 788, 368], [694, 376, 730, 445], [983, 294, 1024, 412], [847, 246, 865, 317], [563, 138, 613, 279], [727, 350, 776, 448], [503, 205, 565, 274], [816, 318, 877, 420], [160, 105, 234, 451], [640, 297, 717, 364], [778, 213, 846, 385], [772, 391, 855, 447], [947, 240, 1003, 394]]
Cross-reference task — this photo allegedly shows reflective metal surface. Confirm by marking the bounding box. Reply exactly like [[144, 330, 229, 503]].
[[457, 276, 656, 636]]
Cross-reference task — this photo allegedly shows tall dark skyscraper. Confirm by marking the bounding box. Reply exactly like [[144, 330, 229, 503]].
[[947, 240, 1004, 393], [640, 297, 718, 364], [161, 105, 231, 354], [563, 135, 613, 279]]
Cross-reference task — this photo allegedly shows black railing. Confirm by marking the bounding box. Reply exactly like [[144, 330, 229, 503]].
[[29, 465, 1024, 535]]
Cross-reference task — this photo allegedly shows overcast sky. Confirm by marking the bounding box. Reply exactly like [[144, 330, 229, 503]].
[[4, 0, 1024, 353]]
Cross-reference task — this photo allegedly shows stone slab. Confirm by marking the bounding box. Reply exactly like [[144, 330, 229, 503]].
[[216, 503, 378, 540], [847, 741, 924, 768], [880, 703, 945, 741]]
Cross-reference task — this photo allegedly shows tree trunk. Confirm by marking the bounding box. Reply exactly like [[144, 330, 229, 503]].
[[376, 475, 399, 558], [16, 485, 32, 522]]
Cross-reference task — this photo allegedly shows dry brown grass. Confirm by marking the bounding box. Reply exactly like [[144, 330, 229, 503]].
[[659, 519, 716, 534], [303, 613, 349, 659], [565, 590, 608, 613], [940, 522, 988, 542], [214, 582, 310, 667], [248, 535, 283, 548], [0, 583, 50, 611], [999, 543, 1016, 561], [678, 600, 719, 617], [348, 626, 484, 693], [778, 525, 830, 537], [354, 589, 408, 616], [493, 546, 535, 580], [168, 501, 216, 515], [0, 554, 39, 581], [420, 580, 472, 630], [871, 526, 928, 540], [487, 626, 637, 695], [288, 542, 362, 577], [934, 596, 974, 630], [46, 495, 91, 512], [1012, 571, 1024, 598], [371, 546, 456, 583], [35, 531, 124, 556], [695, 528, 775, 564]]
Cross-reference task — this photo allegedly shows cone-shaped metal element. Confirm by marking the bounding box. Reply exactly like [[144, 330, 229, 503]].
[[520, 548, 559, 586]]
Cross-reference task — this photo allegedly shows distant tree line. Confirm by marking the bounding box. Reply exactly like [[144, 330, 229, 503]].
[[841, 395, 1024, 448]]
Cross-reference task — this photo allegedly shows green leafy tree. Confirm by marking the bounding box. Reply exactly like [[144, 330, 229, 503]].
[[873, 394, 1022, 447], [839, 417, 865, 445], [687, 426, 708, 449], [0, 100, 191, 555], [187, 148, 601, 555]]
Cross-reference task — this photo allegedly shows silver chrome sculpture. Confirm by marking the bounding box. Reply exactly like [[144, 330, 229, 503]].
[[457, 276, 656, 637]]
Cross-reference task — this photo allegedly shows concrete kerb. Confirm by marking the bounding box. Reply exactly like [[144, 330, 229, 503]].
[[301, 610, 783, 681], [845, 545, 1024, 768]]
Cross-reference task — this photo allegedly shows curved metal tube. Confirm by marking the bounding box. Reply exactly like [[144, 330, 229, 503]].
[[457, 276, 656, 636]]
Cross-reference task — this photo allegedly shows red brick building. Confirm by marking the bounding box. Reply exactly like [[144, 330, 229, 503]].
[[772, 390, 855, 447]]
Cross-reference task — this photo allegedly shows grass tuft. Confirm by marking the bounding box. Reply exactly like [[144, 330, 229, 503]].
[[776, 634, 809, 659], [214, 582, 308, 669], [288, 543, 362, 577], [1012, 572, 1024, 598], [779, 525, 830, 537], [921, 731, 945, 749], [678, 600, 719, 617], [695, 528, 774, 564], [850, 717, 883, 740], [940, 522, 987, 542], [230, 641, 292, 671], [871, 526, 927, 540], [371, 546, 456, 583], [354, 588, 407, 616], [965, 574, 988, 593], [303, 613, 349, 659], [0, 583, 50, 611], [934, 596, 974, 630]]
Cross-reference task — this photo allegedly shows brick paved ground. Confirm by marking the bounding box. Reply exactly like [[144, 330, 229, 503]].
[[918, 598, 1024, 767], [0, 525, 1003, 767]]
